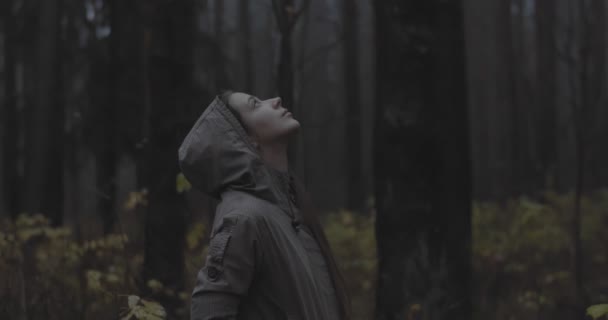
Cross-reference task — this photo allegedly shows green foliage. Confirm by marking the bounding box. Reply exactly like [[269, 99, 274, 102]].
[[587, 304, 608, 319], [121, 295, 166, 320], [322, 208, 377, 319], [473, 189, 608, 319], [323, 208, 376, 292], [186, 222, 206, 251], [4, 189, 605, 320], [176, 173, 192, 194], [124, 189, 149, 210], [0, 213, 175, 320]]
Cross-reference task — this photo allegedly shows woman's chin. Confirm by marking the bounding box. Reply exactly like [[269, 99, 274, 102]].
[[284, 121, 301, 136], [290, 119, 301, 131]]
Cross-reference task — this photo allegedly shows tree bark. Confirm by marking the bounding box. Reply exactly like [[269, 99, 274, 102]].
[[214, 0, 228, 91], [374, 0, 472, 319], [535, 0, 558, 190], [343, 0, 363, 212], [23, 0, 63, 224], [138, 0, 195, 314], [240, 0, 253, 92], [1, 0, 18, 218]]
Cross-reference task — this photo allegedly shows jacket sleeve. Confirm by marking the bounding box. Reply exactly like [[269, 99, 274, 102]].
[[191, 213, 262, 320]]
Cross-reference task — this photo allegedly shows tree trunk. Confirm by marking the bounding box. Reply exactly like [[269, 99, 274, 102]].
[[1, 0, 18, 218], [535, 0, 558, 190], [374, 0, 472, 319], [60, 0, 105, 241], [23, 0, 63, 224], [214, 0, 228, 91], [496, 0, 518, 198], [275, 0, 296, 111], [343, 0, 363, 212], [587, 0, 607, 189], [139, 0, 195, 314], [240, 0, 253, 92]]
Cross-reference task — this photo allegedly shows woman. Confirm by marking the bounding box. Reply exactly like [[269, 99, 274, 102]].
[[178, 91, 352, 320]]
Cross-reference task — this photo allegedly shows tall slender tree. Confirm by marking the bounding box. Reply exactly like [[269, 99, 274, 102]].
[[138, 0, 196, 314], [214, 0, 228, 91], [536, 0, 558, 190], [374, 1, 471, 319], [1, 0, 18, 218], [240, 0, 253, 92], [23, 0, 63, 224], [343, 0, 363, 212]]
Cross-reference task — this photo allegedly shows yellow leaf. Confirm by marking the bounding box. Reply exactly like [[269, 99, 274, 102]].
[[147, 279, 163, 291], [86, 270, 102, 291], [587, 304, 608, 320], [124, 189, 149, 210], [105, 274, 120, 283], [186, 223, 205, 250], [141, 299, 166, 318], [176, 173, 192, 193], [121, 309, 135, 320], [128, 295, 141, 309]]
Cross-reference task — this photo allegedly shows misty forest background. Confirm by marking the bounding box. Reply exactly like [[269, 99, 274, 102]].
[[1, 0, 608, 319]]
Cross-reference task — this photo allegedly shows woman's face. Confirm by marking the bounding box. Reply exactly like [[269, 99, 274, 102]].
[[227, 92, 300, 144]]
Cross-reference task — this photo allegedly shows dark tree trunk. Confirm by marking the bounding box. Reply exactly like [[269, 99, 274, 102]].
[[343, 0, 363, 212], [571, 0, 605, 317], [496, 0, 517, 198], [139, 0, 195, 315], [97, 55, 118, 234], [1, 0, 19, 218], [535, 0, 558, 190], [272, 0, 296, 110], [511, 0, 539, 196], [587, 0, 607, 189], [240, 0, 253, 92], [374, 1, 471, 319], [61, 0, 104, 241], [214, 0, 228, 91], [23, 0, 63, 224]]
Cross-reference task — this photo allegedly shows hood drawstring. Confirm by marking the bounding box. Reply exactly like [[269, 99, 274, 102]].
[[284, 172, 301, 233], [272, 169, 301, 233], [288, 175, 301, 233]]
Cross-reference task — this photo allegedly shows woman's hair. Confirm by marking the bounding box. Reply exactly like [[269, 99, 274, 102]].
[[291, 174, 353, 320], [219, 90, 250, 134]]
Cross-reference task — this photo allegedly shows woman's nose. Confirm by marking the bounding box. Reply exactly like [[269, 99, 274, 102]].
[[273, 97, 282, 108]]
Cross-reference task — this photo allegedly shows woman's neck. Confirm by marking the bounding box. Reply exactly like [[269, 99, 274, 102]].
[[260, 141, 289, 172]]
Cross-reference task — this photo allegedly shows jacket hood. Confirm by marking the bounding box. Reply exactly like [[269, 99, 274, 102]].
[[178, 96, 294, 213]]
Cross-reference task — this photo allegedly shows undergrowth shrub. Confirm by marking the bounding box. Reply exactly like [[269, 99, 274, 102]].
[[0, 213, 175, 320], [2, 188, 606, 320], [473, 189, 608, 320]]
